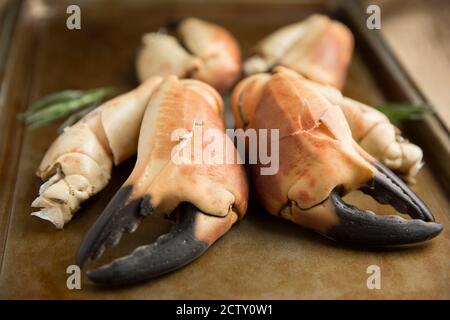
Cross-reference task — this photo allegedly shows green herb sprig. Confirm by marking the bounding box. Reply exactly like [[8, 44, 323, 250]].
[[377, 102, 429, 123], [18, 87, 117, 129]]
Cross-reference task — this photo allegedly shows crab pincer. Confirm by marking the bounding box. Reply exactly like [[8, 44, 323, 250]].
[[136, 17, 241, 94], [77, 76, 247, 285], [31, 18, 242, 229], [31, 78, 163, 228], [231, 67, 442, 246]]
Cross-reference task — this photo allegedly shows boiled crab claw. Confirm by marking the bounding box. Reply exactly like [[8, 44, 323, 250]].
[[136, 17, 241, 93], [231, 67, 442, 246], [244, 14, 353, 90], [244, 15, 422, 181], [32, 78, 164, 228], [77, 76, 248, 285]]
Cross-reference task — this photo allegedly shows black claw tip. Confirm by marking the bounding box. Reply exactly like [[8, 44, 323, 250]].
[[327, 191, 443, 246], [366, 162, 435, 222], [85, 203, 208, 286], [76, 185, 152, 267]]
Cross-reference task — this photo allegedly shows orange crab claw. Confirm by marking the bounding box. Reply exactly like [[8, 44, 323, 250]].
[[231, 67, 442, 246], [244, 14, 353, 90], [77, 77, 247, 285]]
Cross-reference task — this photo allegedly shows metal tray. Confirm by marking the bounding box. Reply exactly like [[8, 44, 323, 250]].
[[0, 0, 449, 299]]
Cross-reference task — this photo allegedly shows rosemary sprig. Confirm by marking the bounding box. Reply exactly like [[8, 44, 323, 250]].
[[24, 90, 84, 115], [19, 87, 117, 129], [377, 102, 429, 123]]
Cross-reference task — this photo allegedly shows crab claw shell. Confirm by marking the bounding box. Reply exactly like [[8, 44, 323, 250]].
[[244, 14, 353, 89], [77, 76, 247, 285], [77, 190, 237, 285], [31, 78, 164, 228], [136, 17, 241, 93], [232, 67, 442, 246], [281, 162, 443, 246], [136, 33, 203, 85], [339, 98, 424, 183], [302, 80, 425, 183], [178, 17, 242, 93]]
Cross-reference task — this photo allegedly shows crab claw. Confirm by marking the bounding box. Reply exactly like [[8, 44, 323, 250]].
[[244, 14, 353, 89], [77, 187, 237, 285], [136, 17, 241, 93], [282, 162, 442, 247], [77, 76, 247, 285], [326, 195, 441, 246], [360, 162, 435, 222], [232, 67, 442, 247]]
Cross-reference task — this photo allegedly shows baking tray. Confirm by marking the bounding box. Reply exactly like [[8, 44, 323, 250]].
[[0, 0, 449, 299]]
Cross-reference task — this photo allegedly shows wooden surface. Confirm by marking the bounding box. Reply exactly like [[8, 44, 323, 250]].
[[0, 0, 449, 299]]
